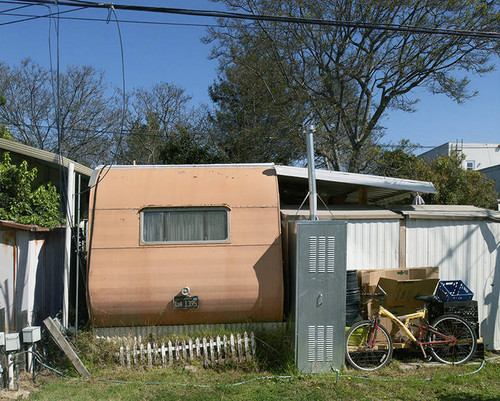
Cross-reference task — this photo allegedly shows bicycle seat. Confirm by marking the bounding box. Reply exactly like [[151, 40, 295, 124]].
[[414, 295, 437, 303]]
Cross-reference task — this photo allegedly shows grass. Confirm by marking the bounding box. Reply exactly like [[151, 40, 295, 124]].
[[16, 329, 500, 401], [25, 358, 500, 401]]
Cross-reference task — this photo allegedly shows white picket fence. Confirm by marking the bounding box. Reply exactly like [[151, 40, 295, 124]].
[[97, 332, 256, 368]]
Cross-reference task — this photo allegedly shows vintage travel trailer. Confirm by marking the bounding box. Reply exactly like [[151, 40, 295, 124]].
[[87, 164, 284, 327], [87, 163, 437, 328]]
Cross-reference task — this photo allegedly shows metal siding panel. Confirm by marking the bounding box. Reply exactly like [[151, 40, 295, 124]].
[[407, 219, 500, 350], [346, 220, 399, 269]]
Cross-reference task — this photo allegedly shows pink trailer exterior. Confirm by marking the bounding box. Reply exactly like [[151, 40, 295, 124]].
[[87, 164, 284, 327]]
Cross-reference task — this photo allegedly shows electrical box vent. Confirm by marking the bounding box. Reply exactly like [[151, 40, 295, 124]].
[[308, 236, 336, 273], [307, 325, 335, 362]]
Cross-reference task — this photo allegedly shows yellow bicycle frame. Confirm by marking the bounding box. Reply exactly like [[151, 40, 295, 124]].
[[378, 305, 426, 343]]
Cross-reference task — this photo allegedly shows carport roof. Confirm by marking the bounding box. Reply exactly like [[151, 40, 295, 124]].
[[275, 165, 436, 205]]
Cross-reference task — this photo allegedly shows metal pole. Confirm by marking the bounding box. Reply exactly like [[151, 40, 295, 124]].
[[306, 124, 318, 220], [63, 163, 75, 330], [75, 174, 81, 338]]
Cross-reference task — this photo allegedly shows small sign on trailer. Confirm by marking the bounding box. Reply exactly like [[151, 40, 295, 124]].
[[173, 296, 199, 309]]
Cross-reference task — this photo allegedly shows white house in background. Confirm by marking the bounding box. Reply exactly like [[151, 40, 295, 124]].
[[419, 142, 500, 171]]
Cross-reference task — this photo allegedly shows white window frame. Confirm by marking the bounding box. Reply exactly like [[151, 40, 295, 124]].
[[466, 160, 475, 170], [141, 207, 230, 244]]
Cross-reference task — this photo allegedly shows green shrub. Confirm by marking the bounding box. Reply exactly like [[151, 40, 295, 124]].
[[0, 152, 64, 228]]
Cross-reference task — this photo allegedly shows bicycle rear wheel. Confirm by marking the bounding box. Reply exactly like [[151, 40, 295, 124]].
[[345, 320, 393, 371], [428, 314, 477, 365]]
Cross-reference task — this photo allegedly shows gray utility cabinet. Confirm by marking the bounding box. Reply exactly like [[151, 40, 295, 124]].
[[288, 220, 347, 373]]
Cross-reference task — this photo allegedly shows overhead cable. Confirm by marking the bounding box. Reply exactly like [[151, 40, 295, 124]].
[[9, 0, 500, 39], [0, 10, 219, 27], [0, 4, 85, 25]]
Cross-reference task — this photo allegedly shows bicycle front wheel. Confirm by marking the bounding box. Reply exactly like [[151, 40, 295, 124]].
[[428, 314, 477, 365], [345, 320, 393, 371]]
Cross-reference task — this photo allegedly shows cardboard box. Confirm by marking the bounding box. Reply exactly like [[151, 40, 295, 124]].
[[357, 267, 439, 293]]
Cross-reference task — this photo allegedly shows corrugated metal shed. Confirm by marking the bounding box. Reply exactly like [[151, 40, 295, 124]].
[[405, 214, 500, 350], [283, 205, 500, 350], [281, 208, 402, 270], [0, 221, 64, 331]]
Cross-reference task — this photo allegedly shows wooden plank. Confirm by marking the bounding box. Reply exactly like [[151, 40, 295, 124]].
[[202, 337, 208, 366], [237, 333, 243, 362], [147, 343, 152, 367], [43, 317, 90, 376], [126, 345, 131, 369], [168, 340, 173, 366], [161, 343, 166, 367], [216, 336, 222, 364], [182, 339, 187, 360], [223, 335, 228, 363], [230, 334, 236, 363], [188, 338, 194, 361], [209, 337, 215, 365]]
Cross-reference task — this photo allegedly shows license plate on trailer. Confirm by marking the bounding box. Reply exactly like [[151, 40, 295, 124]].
[[173, 296, 199, 309]]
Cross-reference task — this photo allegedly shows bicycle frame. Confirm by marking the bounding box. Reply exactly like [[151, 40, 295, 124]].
[[377, 305, 455, 348]]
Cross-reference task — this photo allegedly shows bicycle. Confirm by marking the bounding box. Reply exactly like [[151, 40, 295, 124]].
[[345, 285, 477, 371]]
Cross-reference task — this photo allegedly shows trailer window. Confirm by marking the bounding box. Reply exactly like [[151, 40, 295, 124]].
[[141, 208, 229, 243]]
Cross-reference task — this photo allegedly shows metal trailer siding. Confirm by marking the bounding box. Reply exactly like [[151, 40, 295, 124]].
[[406, 219, 500, 350], [346, 220, 400, 270]]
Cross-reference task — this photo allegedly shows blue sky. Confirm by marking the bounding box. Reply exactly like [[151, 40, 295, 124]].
[[1, 0, 499, 153]]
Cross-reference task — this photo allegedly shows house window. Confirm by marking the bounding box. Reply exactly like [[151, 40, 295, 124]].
[[141, 207, 229, 243], [466, 160, 475, 170]]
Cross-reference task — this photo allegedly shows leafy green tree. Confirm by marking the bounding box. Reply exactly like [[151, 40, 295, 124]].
[[158, 130, 224, 164], [207, 38, 308, 164], [371, 140, 427, 179], [416, 151, 498, 208], [374, 147, 497, 209], [0, 153, 63, 228], [207, 0, 500, 172]]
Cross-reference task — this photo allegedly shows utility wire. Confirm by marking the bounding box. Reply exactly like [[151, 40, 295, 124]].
[[0, 9, 220, 27], [0, 3, 33, 13], [10, 0, 500, 39], [0, 4, 85, 25]]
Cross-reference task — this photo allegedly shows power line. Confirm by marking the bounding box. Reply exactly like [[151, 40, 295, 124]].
[[0, 4, 85, 25], [0, 3, 33, 13], [0, 10, 220, 27], [9, 0, 500, 39]]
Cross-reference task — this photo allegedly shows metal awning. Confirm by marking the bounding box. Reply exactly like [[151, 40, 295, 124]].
[[275, 165, 436, 205], [0, 138, 93, 177]]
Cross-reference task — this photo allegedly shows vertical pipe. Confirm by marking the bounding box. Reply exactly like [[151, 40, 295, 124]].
[[306, 124, 318, 220], [75, 174, 81, 338], [7, 353, 14, 390], [63, 163, 75, 330]]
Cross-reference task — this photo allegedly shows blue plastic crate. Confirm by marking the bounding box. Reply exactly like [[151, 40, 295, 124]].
[[435, 280, 474, 302]]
